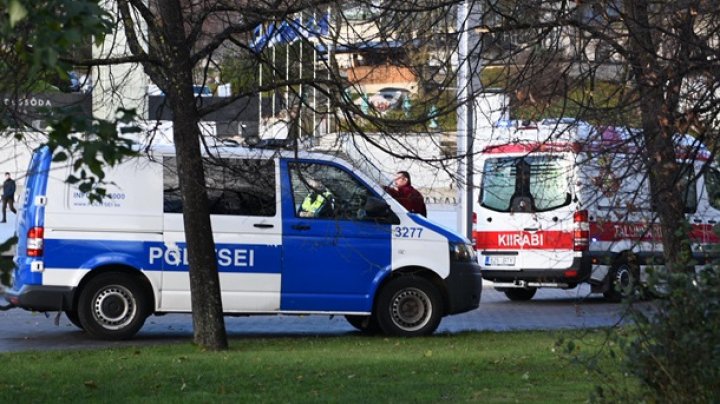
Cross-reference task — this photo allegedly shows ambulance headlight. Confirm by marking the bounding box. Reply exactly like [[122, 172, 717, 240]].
[[450, 242, 477, 263]]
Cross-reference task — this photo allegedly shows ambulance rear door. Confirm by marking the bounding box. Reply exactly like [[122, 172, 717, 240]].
[[476, 152, 576, 272]]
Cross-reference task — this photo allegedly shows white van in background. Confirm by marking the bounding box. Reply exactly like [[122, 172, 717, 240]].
[[4, 143, 481, 339], [474, 119, 720, 301]]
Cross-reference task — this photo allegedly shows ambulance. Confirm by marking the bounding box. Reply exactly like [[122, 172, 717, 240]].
[[474, 118, 720, 301], [3, 143, 482, 339]]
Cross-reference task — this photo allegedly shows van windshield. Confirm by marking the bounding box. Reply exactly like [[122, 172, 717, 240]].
[[480, 155, 571, 213]]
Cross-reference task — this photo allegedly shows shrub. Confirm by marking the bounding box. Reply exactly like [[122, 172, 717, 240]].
[[563, 266, 720, 403], [618, 268, 720, 402]]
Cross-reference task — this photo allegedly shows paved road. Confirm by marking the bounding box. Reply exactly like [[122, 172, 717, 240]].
[[0, 285, 632, 352]]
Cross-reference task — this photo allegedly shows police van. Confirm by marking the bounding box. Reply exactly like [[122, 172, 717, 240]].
[[474, 119, 719, 301], [3, 143, 481, 339]]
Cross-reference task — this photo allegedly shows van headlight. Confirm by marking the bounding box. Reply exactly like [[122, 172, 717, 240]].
[[450, 242, 477, 263]]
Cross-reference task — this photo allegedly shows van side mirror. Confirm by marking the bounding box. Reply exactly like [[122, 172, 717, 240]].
[[365, 196, 400, 224]]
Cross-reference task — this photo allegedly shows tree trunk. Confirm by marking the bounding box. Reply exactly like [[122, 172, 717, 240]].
[[173, 110, 228, 349], [639, 87, 690, 270], [624, 0, 693, 271], [156, 0, 228, 350]]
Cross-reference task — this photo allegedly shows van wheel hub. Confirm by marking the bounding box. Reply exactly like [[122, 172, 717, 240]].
[[93, 286, 136, 329], [614, 265, 632, 293], [391, 288, 430, 330]]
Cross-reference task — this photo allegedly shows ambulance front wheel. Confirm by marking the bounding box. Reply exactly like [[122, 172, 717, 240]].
[[376, 276, 443, 337], [77, 272, 150, 340]]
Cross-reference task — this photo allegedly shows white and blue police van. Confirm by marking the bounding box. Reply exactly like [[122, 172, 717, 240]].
[[3, 143, 482, 339]]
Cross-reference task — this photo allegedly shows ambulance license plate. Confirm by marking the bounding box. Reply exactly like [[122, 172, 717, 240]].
[[485, 255, 516, 266]]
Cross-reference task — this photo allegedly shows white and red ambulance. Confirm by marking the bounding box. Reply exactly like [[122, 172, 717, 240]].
[[474, 118, 720, 301]]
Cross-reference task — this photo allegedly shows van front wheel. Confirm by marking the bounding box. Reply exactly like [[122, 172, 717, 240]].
[[376, 277, 443, 337], [77, 272, 149, 340]]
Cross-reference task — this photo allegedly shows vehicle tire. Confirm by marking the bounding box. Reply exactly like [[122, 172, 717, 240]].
[[603, 258, 638, 303], [65, 309, 83, 330], [77, 272, 150, 340], [503, 287, 537, 301], [345, 315, 380, 334], [376, 276, 443, 337]]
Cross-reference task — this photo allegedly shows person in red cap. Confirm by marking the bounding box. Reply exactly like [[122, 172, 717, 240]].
[[384, 170, 427, 217]]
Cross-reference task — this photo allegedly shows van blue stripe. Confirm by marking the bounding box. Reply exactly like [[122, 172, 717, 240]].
[[43, 239, 282, 274]]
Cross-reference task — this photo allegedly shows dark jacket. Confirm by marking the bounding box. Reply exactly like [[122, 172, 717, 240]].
[[384, 184, 427, 217], [3, 178, 15, 199]]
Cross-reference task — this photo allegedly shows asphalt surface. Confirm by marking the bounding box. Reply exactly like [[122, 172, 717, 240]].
[[0, 284, 633, 352]]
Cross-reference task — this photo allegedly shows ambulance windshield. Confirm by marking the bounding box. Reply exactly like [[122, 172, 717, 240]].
[[480, 155, 571, 213]]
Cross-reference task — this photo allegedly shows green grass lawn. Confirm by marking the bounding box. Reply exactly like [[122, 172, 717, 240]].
[[0, 329, 628, 403]]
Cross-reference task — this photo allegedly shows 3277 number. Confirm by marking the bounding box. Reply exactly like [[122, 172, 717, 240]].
[[393, 226, 423, 238]]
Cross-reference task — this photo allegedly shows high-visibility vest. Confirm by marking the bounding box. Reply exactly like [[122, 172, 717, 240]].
[[301, 192, 331, 215]]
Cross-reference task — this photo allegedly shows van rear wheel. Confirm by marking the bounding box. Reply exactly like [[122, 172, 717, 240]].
[[77, 272, 149, 340], [503, 287, 537, 301], [604, 258, 637, 302], [376, 276, 443, 337]]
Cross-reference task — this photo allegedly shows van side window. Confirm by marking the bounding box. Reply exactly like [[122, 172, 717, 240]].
[[163, 157, 276, 216], [289, 162, 376, 221], [678, 165, 698, 214], [650, 164, 697, 213], [704, 167, 720, 210], [163, 158, 183, 213], [480, 156, 571, 213]]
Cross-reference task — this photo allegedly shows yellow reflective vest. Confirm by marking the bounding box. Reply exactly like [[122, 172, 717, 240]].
[[301, 191, 331, 216]]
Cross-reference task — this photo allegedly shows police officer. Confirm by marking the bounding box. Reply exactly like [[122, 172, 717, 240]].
[[299, 179, 334, 218]]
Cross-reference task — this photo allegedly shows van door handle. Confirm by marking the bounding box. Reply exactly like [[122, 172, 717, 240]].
[[708, 220, 717, 225], [693, 218, 702, 223], [523, 227, 539, 232], [292, 224, 311, 231], [254, 223, 274, 229]]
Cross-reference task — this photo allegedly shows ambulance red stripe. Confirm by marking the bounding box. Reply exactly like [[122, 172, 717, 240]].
[[475, 222, 719, 251], [474, 230, 573, 250]]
